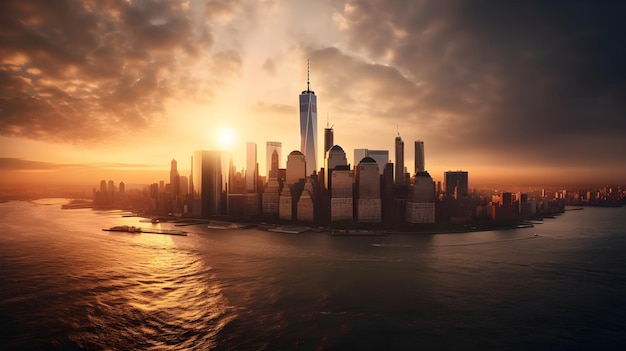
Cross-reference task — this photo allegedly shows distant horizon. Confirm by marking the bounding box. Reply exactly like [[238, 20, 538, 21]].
[[1, 159, 623, 195]]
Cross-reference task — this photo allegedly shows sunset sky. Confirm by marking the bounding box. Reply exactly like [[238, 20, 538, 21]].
[[1, 0, 625, 188]]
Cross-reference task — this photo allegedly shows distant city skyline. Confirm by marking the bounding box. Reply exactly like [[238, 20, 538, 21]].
[[1, 1, 625, 188]]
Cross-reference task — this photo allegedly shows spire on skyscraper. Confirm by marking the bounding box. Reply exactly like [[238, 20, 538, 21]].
[[307, 58, 311, 92]]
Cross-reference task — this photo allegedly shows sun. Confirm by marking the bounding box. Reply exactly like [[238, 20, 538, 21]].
[[216, 126, 237, 149]]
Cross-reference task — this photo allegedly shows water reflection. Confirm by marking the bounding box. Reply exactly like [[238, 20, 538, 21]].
[[0, 200, 235, 350]]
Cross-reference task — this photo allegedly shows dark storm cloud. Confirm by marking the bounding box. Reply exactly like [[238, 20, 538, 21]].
[[336, 0, 626, 168], [0, 0, 220, 144], [310, 47, 419, 117]]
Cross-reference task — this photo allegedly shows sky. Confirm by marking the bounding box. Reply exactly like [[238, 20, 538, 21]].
[[1, 0, 625, 188]]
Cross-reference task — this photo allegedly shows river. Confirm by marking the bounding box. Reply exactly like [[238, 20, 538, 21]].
[[1, 199, 625, 350]]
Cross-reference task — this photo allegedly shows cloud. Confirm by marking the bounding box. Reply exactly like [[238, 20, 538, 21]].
[[0, 157, 154, 171], [309, 47, 419, 117], [0, 158, 66, 171], [0, 0, 225, 145], [332, 0, 626, 169], [252, 102, 293, 116], [262, 58, 275, 75]]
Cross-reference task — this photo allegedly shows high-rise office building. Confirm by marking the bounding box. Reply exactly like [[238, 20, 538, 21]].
[[245, 142, 257, 193], [324, 123, 334, 159], [414, 140, 425, 173], [395, 132, 405, 185], [444, 171, 469, 199], [266, 141, 282, 179], [262, 177, 280, 216], [191, 150, 229, 218], [356, 157, 381, 223], [299, 60, 318, 175], [325, 145, 348, 189], [354, 148, 389, 175], [286, 150, 306, 185], [179, 176, 188, 195], [406, 171, 435, 223], [279, 185, 293, 221], [330, 165, 353, 222], [269, 149, 279, 179], [297, 178, 315, 222], [170, 159, 180, 197]]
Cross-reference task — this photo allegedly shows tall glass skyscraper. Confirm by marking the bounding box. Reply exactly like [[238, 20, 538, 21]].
[[299, 60, 317, 175], [191, 150, 229, 218]]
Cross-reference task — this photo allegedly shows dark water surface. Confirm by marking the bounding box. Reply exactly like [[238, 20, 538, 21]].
[[1, 199, 625, 350]]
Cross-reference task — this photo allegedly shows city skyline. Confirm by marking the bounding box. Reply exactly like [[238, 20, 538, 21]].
[[1, 0, 625, 188]]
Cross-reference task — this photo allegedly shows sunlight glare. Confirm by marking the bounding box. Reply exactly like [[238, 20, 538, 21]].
[[216, 126, 237, 149]]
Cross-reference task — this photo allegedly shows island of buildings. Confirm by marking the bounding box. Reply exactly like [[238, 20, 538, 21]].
[[86, 63, 625, 232]]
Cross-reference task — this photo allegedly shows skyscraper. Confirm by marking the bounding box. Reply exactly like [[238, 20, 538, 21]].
[[444, 171, 469, 199], [192, 150, 229, 218], [170, 159, 180, 197], [286, 150, 307, 185], [324, 121, 334, 159], [354, 148, 389, 175], [414, 140, 425, 173], [395, 131, 405, 185], [245, 142, 257, 193], [266, 141, 282, 179], [269, 149, 279, 179], [356, 157, 381, 223], [299, 60, 317, 175], [406, 171, 435, 223], [325, 145, 348, 190]]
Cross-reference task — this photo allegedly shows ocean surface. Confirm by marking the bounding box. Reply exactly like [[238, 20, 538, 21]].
[[1, 199, 625, 350]]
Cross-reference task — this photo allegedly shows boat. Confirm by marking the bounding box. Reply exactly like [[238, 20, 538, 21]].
[[267, 226, 310, 234], [103, 225, 142, 233], [329, 229, 387, 236], [102, 226, 187, 236]]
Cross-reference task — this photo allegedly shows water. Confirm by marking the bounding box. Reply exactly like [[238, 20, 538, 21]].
[[1, 199, 625, 350]]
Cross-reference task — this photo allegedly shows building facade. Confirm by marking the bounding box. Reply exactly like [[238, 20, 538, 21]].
[[191, 150, 229, 218], [444, 171, 469, 199], [325, 145, 348, 189], [395, 133, 405, 185], [331, 166, 353, 221], [286, 150, 307, 185], [406, 171, 435, 223], [299, 62, 318, 175], [414, 140, 425, 174], [354, 148, 388, 175], [245, 142, 257, 193], [356, 157, 381, 223], [266, 141, 282, 179]]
